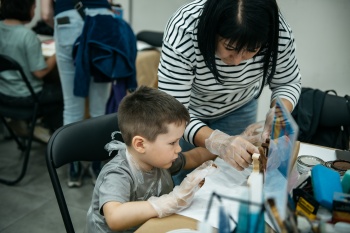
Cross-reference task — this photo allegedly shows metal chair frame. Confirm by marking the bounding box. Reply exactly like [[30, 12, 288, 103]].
[[46, 113, 122, 233], [0, 54, 40, 185]]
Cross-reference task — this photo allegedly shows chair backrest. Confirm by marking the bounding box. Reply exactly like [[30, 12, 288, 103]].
[[0, 54, 38, 102], [0, 55, 41, 185], [136, 30, 163, 48], [46, 112, 123, 233]]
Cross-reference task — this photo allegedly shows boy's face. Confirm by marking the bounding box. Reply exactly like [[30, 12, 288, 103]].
[[141, 122, 185, 170]]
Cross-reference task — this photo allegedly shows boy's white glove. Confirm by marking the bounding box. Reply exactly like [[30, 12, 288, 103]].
[[205, 130, 258, 170], [148, 161, 217, 218]]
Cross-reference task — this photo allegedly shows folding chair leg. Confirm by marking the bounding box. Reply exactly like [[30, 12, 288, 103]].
[[0, 117, 26, 150], [0, 137, 33, 185], [0, 114, 37, 185], [0, 145, 31, 185]]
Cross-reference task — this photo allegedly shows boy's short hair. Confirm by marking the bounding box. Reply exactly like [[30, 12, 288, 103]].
[[0, 0, 35, 21], [118, 86, 190, 146]]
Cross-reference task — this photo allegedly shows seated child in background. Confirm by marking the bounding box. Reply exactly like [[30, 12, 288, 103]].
[[85, 86, 218, 233], [0, 0, 62, 142]]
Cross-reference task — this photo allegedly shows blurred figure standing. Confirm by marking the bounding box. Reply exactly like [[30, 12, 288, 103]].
[[41, 0, 112, 187]]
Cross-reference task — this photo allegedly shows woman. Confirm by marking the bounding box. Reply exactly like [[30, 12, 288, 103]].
[[40, 0, 114, 188], [158, 0, 301, 184]]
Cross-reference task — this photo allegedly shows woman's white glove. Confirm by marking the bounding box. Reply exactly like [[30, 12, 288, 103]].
[[205, 130, 258, 170], [148, 161, 217, 218], [241, 121, 264, 146], [261, 106, 276, 142]]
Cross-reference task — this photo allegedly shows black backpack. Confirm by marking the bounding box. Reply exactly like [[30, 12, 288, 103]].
[[292, 88, 350, 150]]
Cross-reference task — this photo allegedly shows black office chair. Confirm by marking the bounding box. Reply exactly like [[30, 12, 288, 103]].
[[136, 30, 163, 48], [46, 112, 123, 233], [0, 54, 42, 185]]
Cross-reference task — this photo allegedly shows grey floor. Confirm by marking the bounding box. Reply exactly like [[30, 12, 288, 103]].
[[0, 129, 94, 233]]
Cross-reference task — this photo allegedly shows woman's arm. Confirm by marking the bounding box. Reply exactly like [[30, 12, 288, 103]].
[[271, 98, 293, 112], [40, 0, 54, 28], [103, 201, 157, 231], [193, 126, 214, 148], [269, 14, 301, 111], [182, 146, 217, 170]]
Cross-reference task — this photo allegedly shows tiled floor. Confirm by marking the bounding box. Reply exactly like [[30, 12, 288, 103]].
[[0, 129, 95, 233]]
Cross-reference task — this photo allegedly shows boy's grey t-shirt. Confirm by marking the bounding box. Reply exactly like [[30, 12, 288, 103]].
[[0, 21, 46, 97], [85, 149, 185, 233]]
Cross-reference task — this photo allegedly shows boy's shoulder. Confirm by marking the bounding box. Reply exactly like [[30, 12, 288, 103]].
[[0, 22, 38, 40], [103, 150, 130, 172], [95, 151, 133, 186]]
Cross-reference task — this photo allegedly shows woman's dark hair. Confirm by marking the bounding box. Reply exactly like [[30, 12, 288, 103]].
[[0, 0, 35, 21], [197, 0, 280, 98]]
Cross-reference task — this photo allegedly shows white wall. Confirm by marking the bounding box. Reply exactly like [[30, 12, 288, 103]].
[[27, 0, 42, 28], [130, 0, 190, 33], [256, 0, 350, 120], [258, 0, 350, 121], [277, 0, 350, 97]]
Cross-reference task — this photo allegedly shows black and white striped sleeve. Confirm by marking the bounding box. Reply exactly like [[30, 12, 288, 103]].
[[270, 14, 302, 109]]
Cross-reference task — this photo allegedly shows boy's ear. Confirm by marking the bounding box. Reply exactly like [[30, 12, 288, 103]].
[[132, 135, 146, 153]]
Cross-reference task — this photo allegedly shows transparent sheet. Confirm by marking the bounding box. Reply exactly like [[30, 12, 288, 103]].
[[264, 97, 299, 221]]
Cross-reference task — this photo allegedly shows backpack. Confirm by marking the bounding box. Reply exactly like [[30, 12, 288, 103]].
[[292, 88, 350, 150], [312, 125, 349, 150]]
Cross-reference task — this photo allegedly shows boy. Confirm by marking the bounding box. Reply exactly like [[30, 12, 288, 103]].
[[0, 0, 62, 141], [85, 86, 218, 232]]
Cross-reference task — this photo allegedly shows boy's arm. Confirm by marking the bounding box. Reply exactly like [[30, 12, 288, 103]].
[[102, 162, 217, 230], [148, 161, 217, 218], [182, 147, 217, 170], [32, 54, 57, 79], [103, 201, 158, 231]]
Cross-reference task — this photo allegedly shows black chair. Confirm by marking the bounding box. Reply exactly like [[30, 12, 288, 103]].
[[46, 112, 123, 233], [0, 54, 42, 185], [136, 30, 163, 48]]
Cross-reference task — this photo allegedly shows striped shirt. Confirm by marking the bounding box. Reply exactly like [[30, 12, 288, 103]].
[[158, 0, 301, 145]]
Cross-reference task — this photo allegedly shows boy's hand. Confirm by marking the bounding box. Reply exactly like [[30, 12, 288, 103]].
[[148, 161, 217, 218]]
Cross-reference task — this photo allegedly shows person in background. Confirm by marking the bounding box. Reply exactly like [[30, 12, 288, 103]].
[[86, 86, 217, 233], [158, 0, 302, 184], [40, 0, 114, 188], [0, 0, 63, 143]]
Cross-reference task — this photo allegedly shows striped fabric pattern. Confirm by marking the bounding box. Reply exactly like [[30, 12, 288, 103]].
[[158, 0, 301, 144]]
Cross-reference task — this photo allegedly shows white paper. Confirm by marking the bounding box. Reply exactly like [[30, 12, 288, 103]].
[[178, 158, 250, 229], [41, 40, 56, 57], [177, 143, 336, 230], [298, 143, 336, 162]]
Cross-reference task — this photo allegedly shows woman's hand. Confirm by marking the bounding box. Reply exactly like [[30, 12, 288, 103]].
[[205, 130, 259, 170], [261, 106, 276, 142], [241, 121, 264, 146]]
